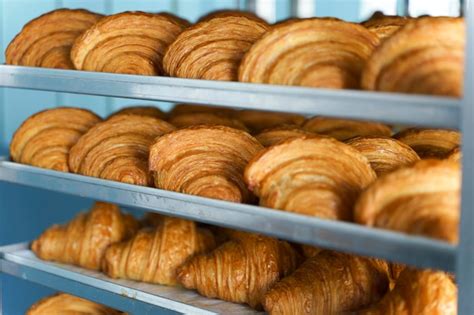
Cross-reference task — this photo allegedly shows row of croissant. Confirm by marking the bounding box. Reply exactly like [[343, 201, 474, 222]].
[[11, 104, 461, 244], [31, 201, 456, 314], [5, 8, 464, 97], [10, 105, 461, 243]]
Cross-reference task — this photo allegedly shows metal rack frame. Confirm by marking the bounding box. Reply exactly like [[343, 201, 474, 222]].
[[0, 1, 472, 314]]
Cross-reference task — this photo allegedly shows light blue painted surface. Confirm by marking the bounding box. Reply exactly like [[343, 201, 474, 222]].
[[0, 1, 403, 314]]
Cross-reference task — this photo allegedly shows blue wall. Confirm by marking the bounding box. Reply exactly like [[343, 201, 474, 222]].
[[0, 1, 406, 314]]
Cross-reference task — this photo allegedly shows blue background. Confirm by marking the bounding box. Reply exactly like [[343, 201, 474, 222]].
[[0, 0, 411, 313]]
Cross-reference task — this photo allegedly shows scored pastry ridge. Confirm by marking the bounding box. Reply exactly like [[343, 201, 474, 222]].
[[239, 17, 380, 89], [71, 11, 190, 75], [6, 8, 103, 69]]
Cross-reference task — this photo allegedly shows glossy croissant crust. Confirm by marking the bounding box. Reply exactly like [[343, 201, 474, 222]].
[[6, 9, 103, 69], [355, 159, 460, 243], [149, 125, 263, 203], [347, 136, 420, 176], [394, 128, 461, 159], [362, 13, 411, 40], [32, 202, 138, 270], [26, 293, 125, 315], [198, 9, 266, 23], [102, 217, 215, 286], [239, 18, 379, 88], [169, 104, 237, 118], [69, 114, 175, 186], [263, 251, 390, 314], [303, 117, 392, 141], [245, 136, 376, 220], [358, 268, 457, 315], [71, 12, 189, 75], [108, 106, 166, 120], [177, 234, 300, 309], [362, 17, 465, 96], [10, 107, 101, 172], [447, 146, 461, 163], [169, 112, 248, 131], [236, 110, 305, 134], [163, 14, 269, 81]]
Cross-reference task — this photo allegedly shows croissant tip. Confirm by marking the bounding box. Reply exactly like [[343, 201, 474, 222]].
[[176, 264, 194, 289]]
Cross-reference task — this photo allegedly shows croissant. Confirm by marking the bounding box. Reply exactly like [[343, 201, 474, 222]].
[[362, 17, 465, 96], [10, 107, 101, 172], [71, 12, 189, 75], [263, 251, 390, 314], [236, 110, 305, 134], [362, 12, 411, 40], [169, 112, 248, 131], [354, 159, 460, 243], [239, 18, 379, 89], [163, 14, 269, 81], [303, 117, 392, 141], [69, 115, 175, 186], [255, 125, 314, 147], [31, 202, 138, 270], [358, 268, 457, 315], [141, 212, 164, 227], [108, 106, 166, 120], [346, 136, 420, 176], [169, 104, 237, 118], [245, 136, 376, 220], [394, 128, 461, 159], [5, 9, 103, 69], [149, 125, 263, 202], [26, 293, 125, 315], [102, 217, 215, 286], [447, 146, 461, 163], [177, 234, 300, 309]]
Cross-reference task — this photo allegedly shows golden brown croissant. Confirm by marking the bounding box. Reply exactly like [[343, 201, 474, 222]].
[[140, 212, 164, 227], [6, 9, 103, 69], [26, 293, 125, 315], [362, 12, 411, 40], [177, 234, 300, 309], [245, 136, 376, 220], [303, 117, 392, 141], [168, 112, 248, 131], [10, 107, 101, 172], [69, 115, 175, 186], [362, 17, 464, 96], [358, 268, 457, 315], [239, 18, 379, 88], [394, 128, 461, 159], [263, 251, 390, 314], [163, 14, 269, 81], [236, 110, 306, 134], [346, 136, 420, 176], [354, 159, 460, 243], [102, 217, 215, 286], [169, 104, 237, 118], [447, 146, 461, 163], [108, 106, 166, 120], [255, 125, 314, 147], [149, 125, 263, 203], [71, 12, 189, 75], [32, 202, 138, 270]]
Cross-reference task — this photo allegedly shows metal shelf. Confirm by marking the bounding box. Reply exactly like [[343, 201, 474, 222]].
[[0, 65, 460, 128], [0, 243, 258, 315], [0, 159, 456, 272]]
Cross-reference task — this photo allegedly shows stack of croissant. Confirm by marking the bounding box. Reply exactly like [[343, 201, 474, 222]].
[[6, 8, 464, 97]]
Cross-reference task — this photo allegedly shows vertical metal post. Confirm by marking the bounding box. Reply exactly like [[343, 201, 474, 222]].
[[290, 0, 316, 18], [458, 0, 474, 314], [403, 0, 410, 16]]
